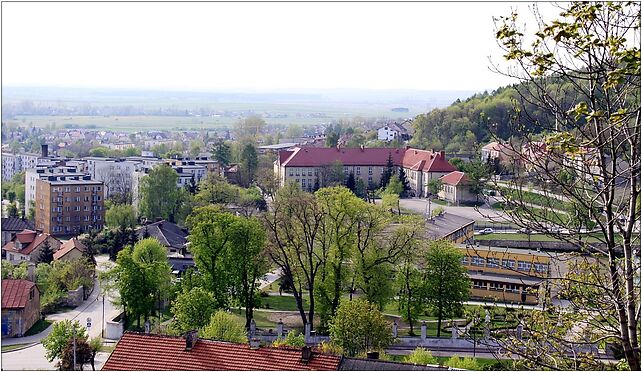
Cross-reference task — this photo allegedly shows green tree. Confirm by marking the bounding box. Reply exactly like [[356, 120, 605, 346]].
[[422, 240, 470, 337], [240, 142, 259, 187], [227, 216, 268, 328], [6, 202, 19, 218], [200, 310, 247, 343], [379, 153, 395, 189], [105, 203, 137, 230], [493, 3, 640, 369], [38, 239, 54, 264], [329, 298, 393, 357], [463, 160, 490, 202], [384, 176, 404, 197], [397, 167, 411, 197], [214, 141, 232, 167], [139, 164, 180, 222], [88, 147, 110, 157], [171, 287, 217, 332], [396, 241, 425, 335], [186, 206, 236, 308], [448, 157, 466, 172], [426, 179, 442, 197], [345, 172, 356, 193], [42, 319, 87, 363]]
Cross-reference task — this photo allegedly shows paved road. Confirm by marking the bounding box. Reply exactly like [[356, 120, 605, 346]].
[[398, 197, 511, 222], [2, 255, 120, 370], [259, 268, 282, 291]]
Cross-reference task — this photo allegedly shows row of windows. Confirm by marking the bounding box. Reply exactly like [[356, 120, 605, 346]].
[[288, 166, 380, 177], [52, 214, 102, 222], [52, 186, 102, 193], [51, 205, 102, 212], [52, 224, 102, 232], [463, 256, 549, 273], [472, 280, 534, 293]]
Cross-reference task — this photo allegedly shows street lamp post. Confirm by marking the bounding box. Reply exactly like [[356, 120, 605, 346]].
[[102, 295, 105, 338]]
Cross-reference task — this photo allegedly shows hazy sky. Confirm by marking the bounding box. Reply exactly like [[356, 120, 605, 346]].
[[2, 2, 559, 92]]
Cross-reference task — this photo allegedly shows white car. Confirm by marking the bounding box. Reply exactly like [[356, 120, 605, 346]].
[[478, 228, 494, 235]]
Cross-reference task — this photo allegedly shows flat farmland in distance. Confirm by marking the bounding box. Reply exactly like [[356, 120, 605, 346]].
[[4, 101, 417, 132]]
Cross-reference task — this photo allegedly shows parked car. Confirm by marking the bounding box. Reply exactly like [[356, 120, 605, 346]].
[[517, 227, 532, 234], [478, 228, 494, 235]]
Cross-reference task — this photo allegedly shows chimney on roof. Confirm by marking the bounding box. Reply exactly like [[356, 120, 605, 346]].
[[27, 263, 35, 282], [440, 150, 446, 160], [300, 346, 313, 364], [184, 330, 198, 351], [249, 338, 261, 350]]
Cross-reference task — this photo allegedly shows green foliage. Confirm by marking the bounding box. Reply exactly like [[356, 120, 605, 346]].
[[38, 239, 54, 264], [59, 337, 93, 370], [423, 240, 470, 337], [89, 147, 110, 157], [379, 153, 395, 189], [273, 330, 306, 348], [329, 298, 394, 357], [404, 348, 437, 365], [105, 203, 137, 230], [240, 142, 259, 187], [42, 319, 87, 362], [2, 261, 29, 280], [171, 287, 217, 333], [139, 164, 181, 222], [384, 176, 404, 196], [214, 142, 232, 167], [431, 206, 445, 218], [448, 157, 466, 171], [200, 311, 247, 343], [445, 356, 480, 370], [427, 179, 442, 196]]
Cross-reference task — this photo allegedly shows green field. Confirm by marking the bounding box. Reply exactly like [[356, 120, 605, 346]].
[[5, 100, 415, 132]]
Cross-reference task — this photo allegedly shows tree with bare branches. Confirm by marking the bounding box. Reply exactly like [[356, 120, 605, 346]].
[[487, 2, 640, 369]]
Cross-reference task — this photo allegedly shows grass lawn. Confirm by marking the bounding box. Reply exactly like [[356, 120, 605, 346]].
[[24, 319, 52, 336], [259, 294, 309, 311], [1, 343, 31, 352]]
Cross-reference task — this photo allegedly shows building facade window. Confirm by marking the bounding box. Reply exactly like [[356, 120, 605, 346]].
[[517, 261, 532, 272], [471, 256, 485, 266], [501, 259, 515, 269], [487, 258, 499, 268]]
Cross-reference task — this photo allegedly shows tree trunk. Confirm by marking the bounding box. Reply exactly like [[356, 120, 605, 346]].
[[437, 304, 443, 338]]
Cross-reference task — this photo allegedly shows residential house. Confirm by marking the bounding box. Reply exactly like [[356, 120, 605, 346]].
[[53, 237, 87, 261], [438, 171, 477, 205], [1, 218, 35, 247], [376, 122, 409, 142], [136, 220, 189, 256], [1, 279, 40, 338], [2, 230, 61, 264]]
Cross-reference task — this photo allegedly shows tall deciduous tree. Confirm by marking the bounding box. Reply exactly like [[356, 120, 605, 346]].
[[105, 203, 137, 230], [422, 240, 470, 338], [240, 142, 259, 187], [139, 164, 180, 223], [186, 206, 236, 308], [492, 2, 640, 369], [42, 319, 87, 363], [227, 216, 268, 328], [214, 141, 232, 167], [263, 183, 324, 331]]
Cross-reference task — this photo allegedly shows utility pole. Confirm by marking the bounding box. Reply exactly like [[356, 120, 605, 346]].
[[102, 295, 105, 338]]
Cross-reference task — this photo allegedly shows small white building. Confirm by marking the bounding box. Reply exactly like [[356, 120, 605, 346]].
[[377, 126, 400, 141]]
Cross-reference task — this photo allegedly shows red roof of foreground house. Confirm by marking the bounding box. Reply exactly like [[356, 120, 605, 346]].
[[1, 279, 37, 309], [279, 147, 456, 173], [2, 230, 56, 255], [439, 171, 470, 186], [53, 237, 86, 260], [102, 332, 342, 371]]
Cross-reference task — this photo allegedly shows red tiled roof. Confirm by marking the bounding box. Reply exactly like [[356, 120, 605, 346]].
[[2, 232, 56, 256], [15, 229, 36, 244], [53, 237, 86, 260], [401, 149, 456, 173], [1, 279, 37, 309], [102, 332, 342, 371], [439, 171, 469, 186], [280, 147, 405, 167]]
